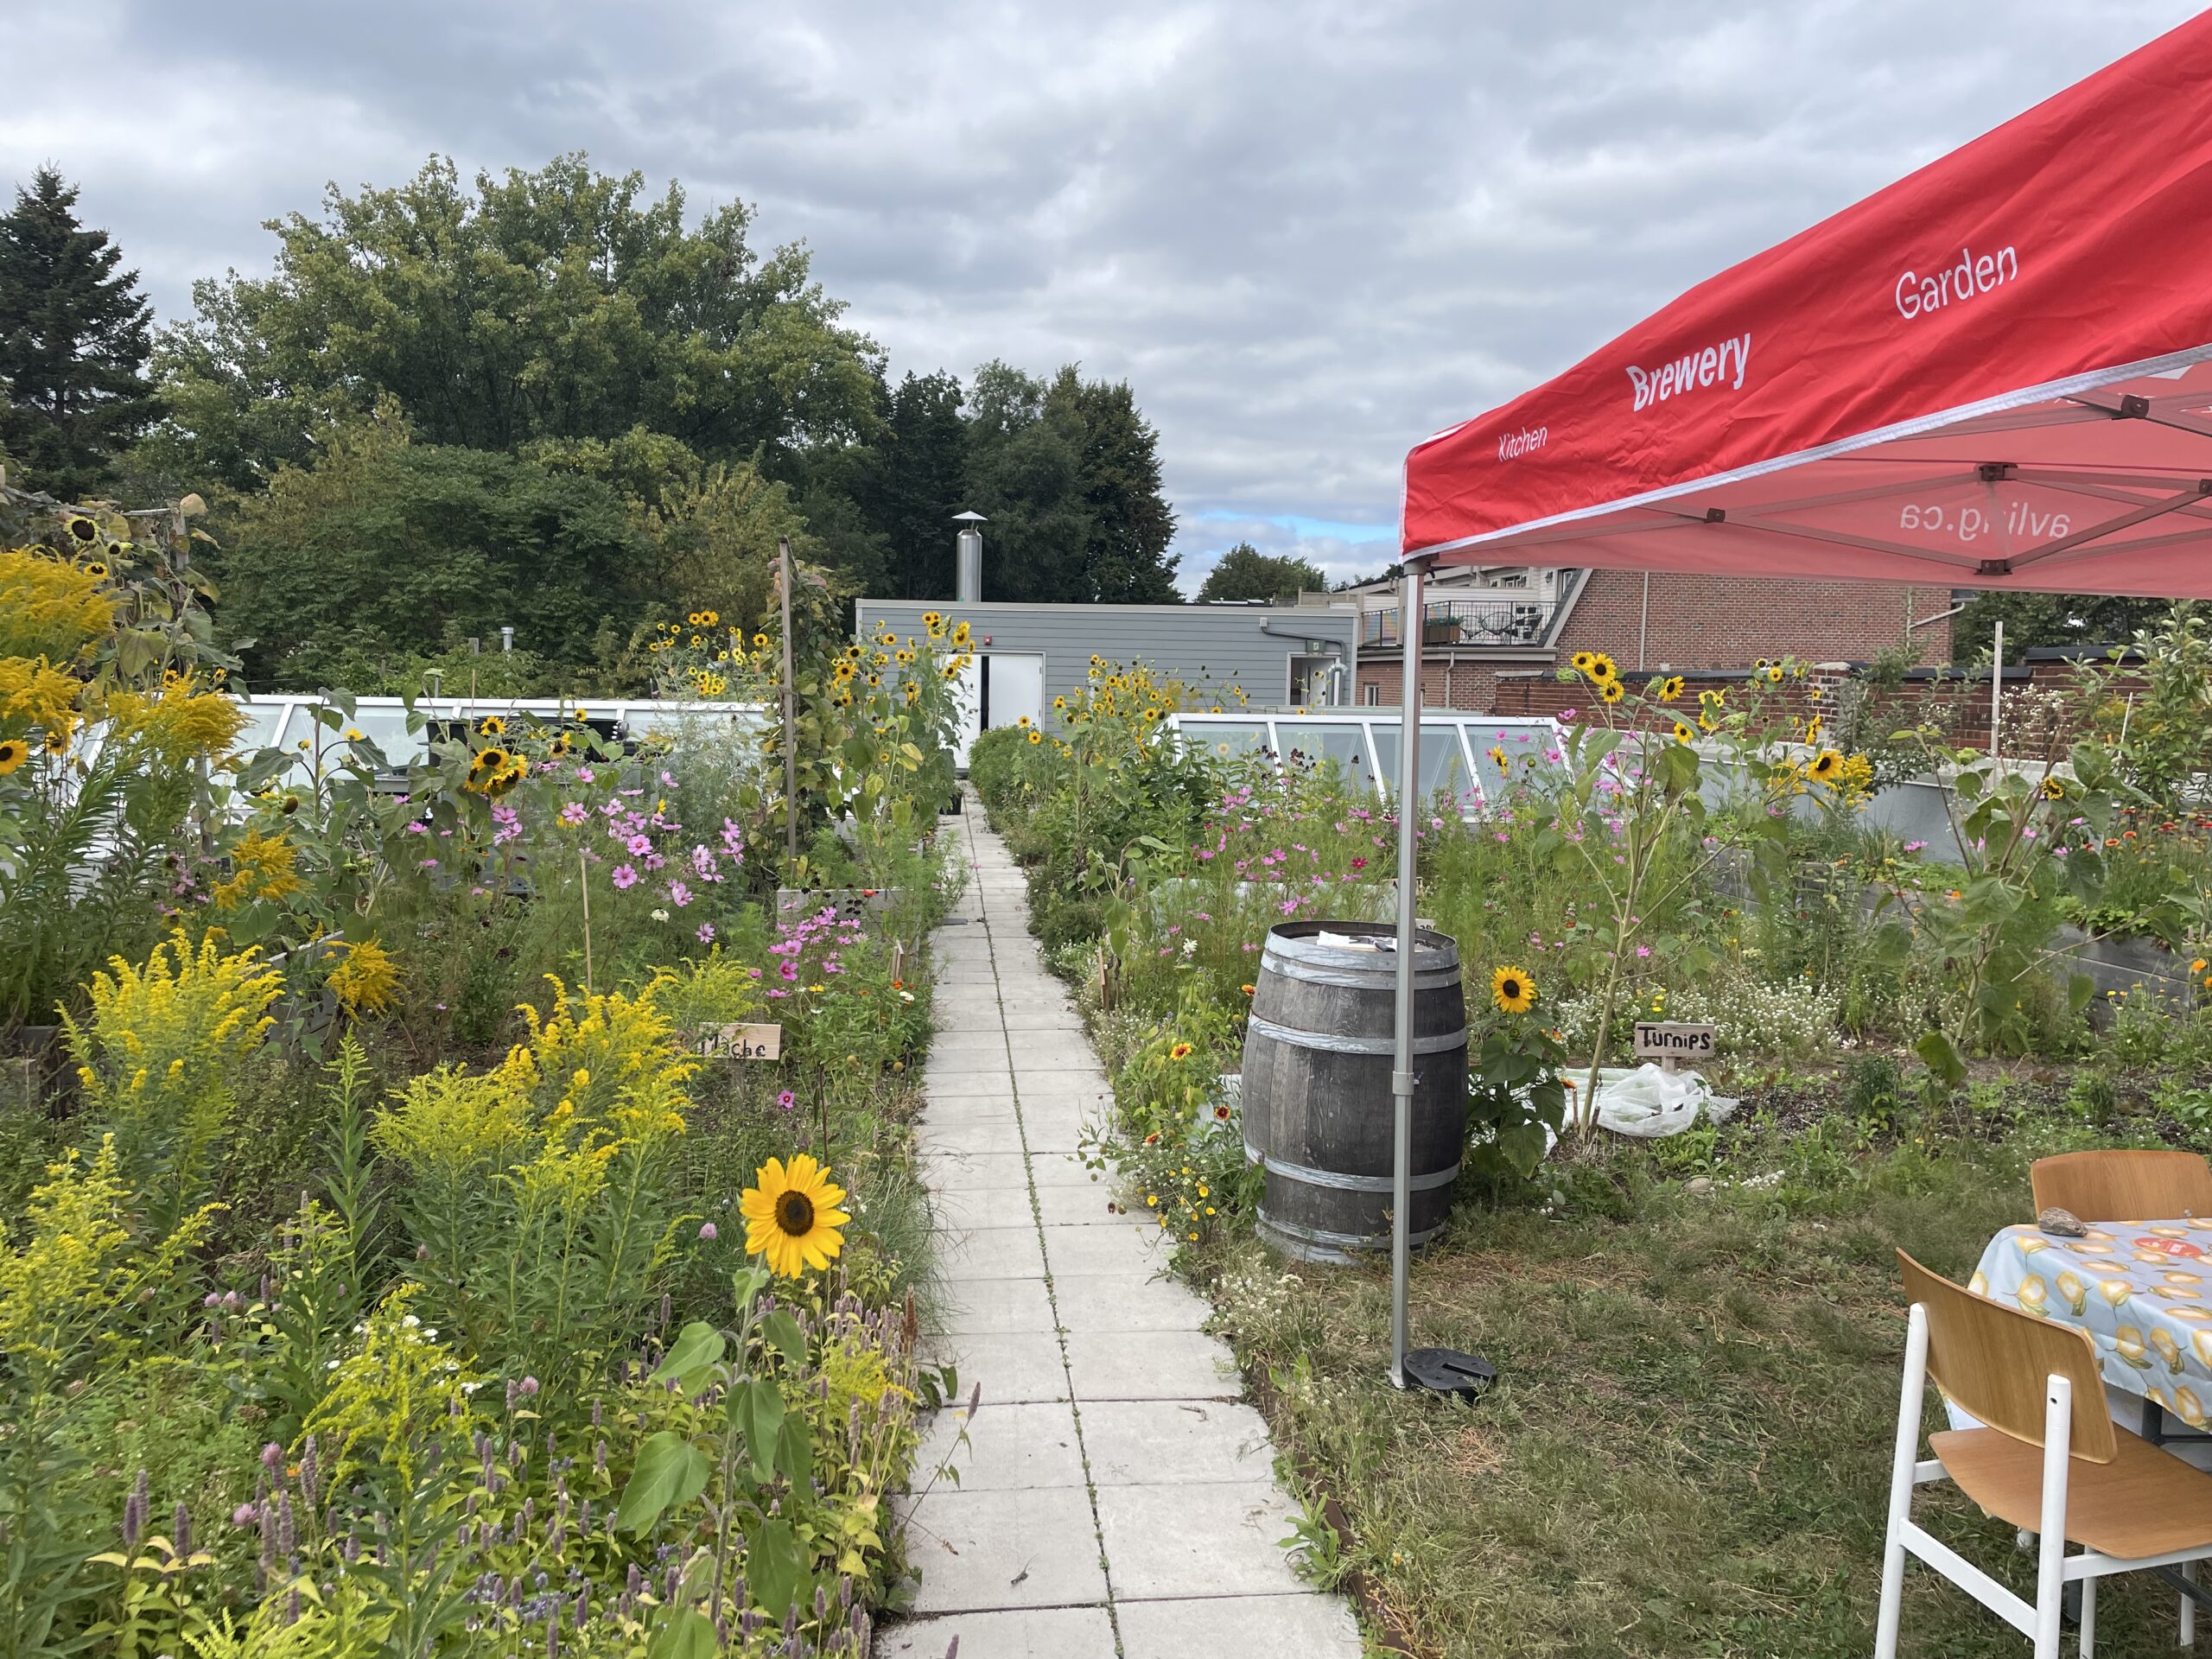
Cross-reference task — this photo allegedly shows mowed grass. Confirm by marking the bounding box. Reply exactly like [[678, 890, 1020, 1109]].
[[1203, 1141, 2196, 1658]]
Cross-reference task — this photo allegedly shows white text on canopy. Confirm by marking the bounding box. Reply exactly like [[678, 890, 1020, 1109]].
[[1625, 334, 1751, 413]]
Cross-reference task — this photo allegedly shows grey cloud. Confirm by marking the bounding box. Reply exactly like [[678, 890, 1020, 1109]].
[[3, 0, 2196, 594]]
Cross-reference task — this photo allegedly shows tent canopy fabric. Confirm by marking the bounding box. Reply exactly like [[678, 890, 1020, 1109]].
[[1400, 13, 2212, 601]]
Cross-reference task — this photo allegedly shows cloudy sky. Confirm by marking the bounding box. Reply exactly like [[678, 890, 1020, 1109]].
[[2, 0, 2196, 590]]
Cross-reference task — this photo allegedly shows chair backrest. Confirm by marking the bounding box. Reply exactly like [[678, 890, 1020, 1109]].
[[1896, 1250, 2115, 1463], [2031, 1149, 2212, 1223]]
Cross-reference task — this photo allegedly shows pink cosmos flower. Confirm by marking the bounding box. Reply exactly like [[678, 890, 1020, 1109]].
[[668, 880, 693, 907], [626, 833, 652, 856], [696, 922, 715, 944], [612, 865, 639, 889], [560, 802, 588, 825]]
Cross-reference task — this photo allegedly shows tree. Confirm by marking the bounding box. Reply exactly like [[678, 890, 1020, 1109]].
[[1953, 590, 2167, 662], [150, 155, 883, 491], [1198, 543, 1327, 602], [879, 371, 970, 599], [0, 168, 159, 499], [215, 413, 651, 690], [961, 361, 1092, 603], [1063, 370, 1179, 603]]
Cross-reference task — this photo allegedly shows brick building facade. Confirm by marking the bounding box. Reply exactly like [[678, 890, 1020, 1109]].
[[1353, 569, 1956, 711]]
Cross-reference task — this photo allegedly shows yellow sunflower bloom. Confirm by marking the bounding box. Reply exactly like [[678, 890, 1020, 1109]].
[[1027, 729, 1042, 744], [740, 1155, 850, 1278], [1807, 749, 1844, 782], [0, 737, 29, 776], [477, 715, 505, 737], [1491, 965, 1536, 1014], [1672, 721, 1694, 743], [1599, 680, 1625, 704], [1657, 675, 1685, 701], [1570, 650, 1595, 674]]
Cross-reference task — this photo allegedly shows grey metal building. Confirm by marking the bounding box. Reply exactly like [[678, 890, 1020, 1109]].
[[855, 597, 1363, 765]]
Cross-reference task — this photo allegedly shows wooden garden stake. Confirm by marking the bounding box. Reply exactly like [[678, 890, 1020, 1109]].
[[580, 849, 594, 995], [779, 536, 798, 867]]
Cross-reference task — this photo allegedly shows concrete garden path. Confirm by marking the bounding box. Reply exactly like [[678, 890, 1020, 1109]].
[[876, 796, 1363, 1659]]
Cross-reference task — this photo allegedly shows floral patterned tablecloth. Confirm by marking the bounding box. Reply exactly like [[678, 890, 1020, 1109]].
[[1973, 1217, 2212, 1426]]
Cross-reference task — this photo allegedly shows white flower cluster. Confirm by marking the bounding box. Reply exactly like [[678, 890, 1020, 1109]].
[[1553, 974, 1840, 1058]]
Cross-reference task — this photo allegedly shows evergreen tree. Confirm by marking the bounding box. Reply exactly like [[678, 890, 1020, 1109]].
[[962, 361, 1091, 603], [1064, 370, 1179, 603], [0, 168, 158, 499], [1197, 542, 1328, 601], [879, 371, 969, 598]]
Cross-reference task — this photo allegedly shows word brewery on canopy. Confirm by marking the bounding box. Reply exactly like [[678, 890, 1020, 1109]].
[[1374, 14, 2212, 1397]]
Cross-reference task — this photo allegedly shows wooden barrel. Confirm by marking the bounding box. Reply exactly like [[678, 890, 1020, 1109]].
[[1239, 920, 1468, 1264]]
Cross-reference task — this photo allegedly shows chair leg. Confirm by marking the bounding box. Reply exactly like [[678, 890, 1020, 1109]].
[[1875, 1308, 1930, 1659], [2034, 1377, 2075, 1659], [2079, 1573, 2096, 1659], [2183, 1559, 2196, 1649]]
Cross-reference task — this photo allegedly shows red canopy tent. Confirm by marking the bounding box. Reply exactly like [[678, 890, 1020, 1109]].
[[1378, 16, 2212, 1397]]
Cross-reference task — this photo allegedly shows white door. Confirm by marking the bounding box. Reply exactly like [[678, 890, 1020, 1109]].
[[950, 652, 1046, 767]]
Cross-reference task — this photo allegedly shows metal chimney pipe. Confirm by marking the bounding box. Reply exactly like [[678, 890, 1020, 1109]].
[[953, 511, 987, 603]]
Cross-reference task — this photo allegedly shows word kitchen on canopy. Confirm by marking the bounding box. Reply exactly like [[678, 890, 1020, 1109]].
[[1375, 13, 2212, 1396]]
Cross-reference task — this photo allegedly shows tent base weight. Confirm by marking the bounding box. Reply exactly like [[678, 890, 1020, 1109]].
[[1399, 1347, 1496, 1399]]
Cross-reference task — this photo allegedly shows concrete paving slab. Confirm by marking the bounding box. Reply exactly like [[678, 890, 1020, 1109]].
[[933, 1275, 1058, 1337], [1039, 1223, 1169, 1277], [914, 1399, 1086, 1491], [1065, 1328, 1238, 1401], [938, 1224, 1047, 1281], [1114, 1592, 1362, 1657], [1093, 1479, 1306, 1599], [922, 1332, 1070, 1404], [896, 1485, 1106, 1611], [1046, 1271, 1214, 1335], [1077, 1399, 1278, 1486], [874, 1605, 1116, 1659], [915, 1118, 1032, 1156], [1033, 1185, 1143, 1228]]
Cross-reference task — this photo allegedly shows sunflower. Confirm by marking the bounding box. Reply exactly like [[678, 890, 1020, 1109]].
[[1491, 965, 1536, 1014], [1027, 728, 1042, 744], [0, 738, 28, 776], [1570, 650, 1595, 674], [1753, 657, 1770, 671], [43, 727, 69, 754], [1599, 680, 1624, 704], [1765, 664, 1783, 683], [1672, 721, 1694, 743], [64, 513, 99, 543], [548, 733, 573, 757], [741, 1155, 849, 1278], [477, 716, 505, 737], [1656, 675, 1686, 702], [1805, 715, 1823, 744], [1586, 654, 1618, 684], [1488, 745, 1507, 768], [1807, 749, 1843, 782], [2041, 775, 2068, 800], [82, 560, 110, 580], [922, 610, 943, 631]]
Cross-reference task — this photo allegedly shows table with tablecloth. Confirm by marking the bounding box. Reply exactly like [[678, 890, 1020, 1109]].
[[1972, 1217, 2212, 1427]]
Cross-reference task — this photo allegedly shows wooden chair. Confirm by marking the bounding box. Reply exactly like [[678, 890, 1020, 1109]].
[[1878, 1251, 2212, 1657], [2030, 1150, 2212, 1223]]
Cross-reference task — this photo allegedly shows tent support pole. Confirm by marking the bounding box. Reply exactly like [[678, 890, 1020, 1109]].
[[1389, 555, 1429, 1391]]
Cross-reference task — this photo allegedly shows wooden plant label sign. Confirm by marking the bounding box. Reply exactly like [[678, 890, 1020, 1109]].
[[1633, 1021, 1717, 1067], [699, 1022, 784, 1060]]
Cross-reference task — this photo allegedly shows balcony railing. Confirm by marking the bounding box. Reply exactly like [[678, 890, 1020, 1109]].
[[1361, 599, 1558, 649]]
